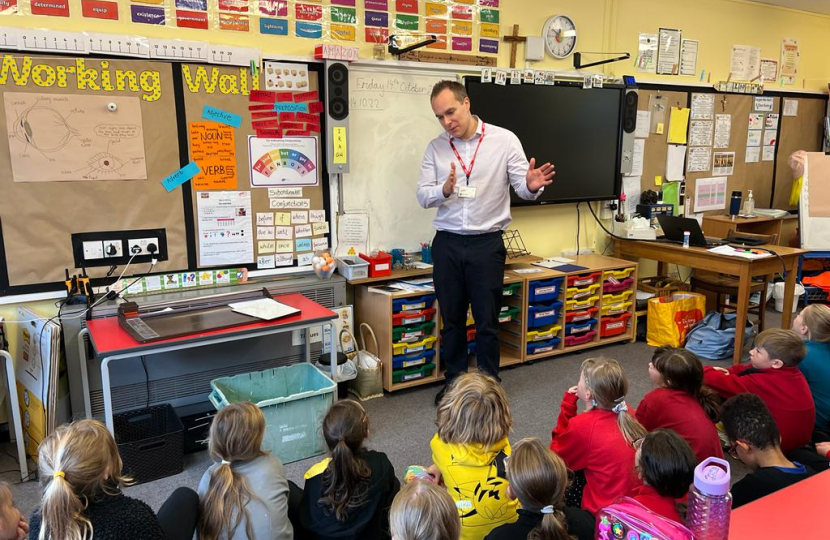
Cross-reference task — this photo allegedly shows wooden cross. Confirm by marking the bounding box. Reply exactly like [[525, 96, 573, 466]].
[[502, 24, 527, 69]]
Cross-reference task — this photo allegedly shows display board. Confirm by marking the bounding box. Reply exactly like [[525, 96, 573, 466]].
[[773, 96, 827, 209], [0, 54, 186, 288], [180, 61, 330, 270]]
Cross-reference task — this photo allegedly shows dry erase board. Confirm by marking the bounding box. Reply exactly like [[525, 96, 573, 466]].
[[0, 54, 187, 288]]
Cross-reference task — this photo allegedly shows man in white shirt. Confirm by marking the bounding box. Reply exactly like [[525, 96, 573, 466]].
[[417, 80, 554, 404]]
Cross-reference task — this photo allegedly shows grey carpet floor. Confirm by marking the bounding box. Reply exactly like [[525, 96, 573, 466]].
[[5, 309, 779, 517]]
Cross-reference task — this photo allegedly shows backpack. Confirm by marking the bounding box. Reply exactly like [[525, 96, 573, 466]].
[[595, 497, 694, 540], [684, 310, 756, 360]]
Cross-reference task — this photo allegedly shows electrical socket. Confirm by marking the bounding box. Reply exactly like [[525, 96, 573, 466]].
[[128, 237, 159, 256], [103, 241, 123, 258], [82, 241, 105, 260], [561, 248, 595, 256]]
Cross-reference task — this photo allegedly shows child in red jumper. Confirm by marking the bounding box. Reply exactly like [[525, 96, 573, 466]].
[[703, 328, 814, 454], [629, 429, 696, 523], [637, 347, 723, 463], [551, 357, 646, 515]]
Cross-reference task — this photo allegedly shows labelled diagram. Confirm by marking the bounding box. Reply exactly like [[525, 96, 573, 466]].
[[4, 92, 148, 182]]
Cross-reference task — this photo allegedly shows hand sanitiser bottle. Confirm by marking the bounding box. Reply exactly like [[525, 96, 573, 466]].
[[686, 457, 732, 540], [742, 189, 756, 217]]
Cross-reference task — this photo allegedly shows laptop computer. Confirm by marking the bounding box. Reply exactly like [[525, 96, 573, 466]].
[[656, 215, 724, 248]]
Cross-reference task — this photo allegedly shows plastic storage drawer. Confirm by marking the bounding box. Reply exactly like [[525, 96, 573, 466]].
[[392, 321, 435, 342], [527, 337, 561, 355], [602, 290, 634, 305], [565, 318, 598, 336], [527, 325, 562, 342], [565, 331, 597, 347], [392, 348, 436, 370], [600, 312, 632, 338], [503, 283, 521, 296], [209, 363, 335, 463], [392, 362, 436, 384], [392, 294, 436, 313], [466, 327, 476, 341], [604, 268, 635, 280], [335, 257, 370, 280], [566, 283, 602, 300], [392, 335, 437, 356], [567, 272, 602, 287], [601, 302, 632, 317], [603, 278, 634, 294], [392, 308, 436, 326], [527, 301, 562, 328], [529, 277, 564, 302], [565, 306, 599, 323], [467, 341, 476, 355], [499, 306, 521, 323], [566, 296, 599, 311]]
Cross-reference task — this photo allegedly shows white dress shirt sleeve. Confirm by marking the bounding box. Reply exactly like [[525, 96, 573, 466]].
[[417, 141, 451, 208], [506, 133, 543, 201]]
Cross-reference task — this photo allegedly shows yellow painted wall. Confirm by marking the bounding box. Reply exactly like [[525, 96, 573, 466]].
[[2, 0, 828, 279]]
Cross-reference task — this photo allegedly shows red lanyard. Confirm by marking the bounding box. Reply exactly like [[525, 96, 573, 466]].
[[449, 122, 486, 184]]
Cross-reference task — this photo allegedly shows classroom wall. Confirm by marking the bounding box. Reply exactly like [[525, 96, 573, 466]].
[[3, 0, 828, 269]]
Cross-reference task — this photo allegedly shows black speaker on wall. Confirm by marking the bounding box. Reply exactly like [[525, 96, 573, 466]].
[[620, 88, 638, 175], [324, 60, 350, 172]]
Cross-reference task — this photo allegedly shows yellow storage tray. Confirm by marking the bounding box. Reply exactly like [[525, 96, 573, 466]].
[[602, 289, 634, 305], [392, 335, 437, 356], [604, 267, 635, 280], [565, 295, 599, 311], [565, 282, 601, 300], [601, 301, 632, 317], [526, 325, 562, 342]]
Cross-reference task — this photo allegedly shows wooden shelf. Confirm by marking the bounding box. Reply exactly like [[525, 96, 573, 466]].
[[347, 255, 541, 285]]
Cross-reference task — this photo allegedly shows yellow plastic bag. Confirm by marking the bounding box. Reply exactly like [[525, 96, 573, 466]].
[[646, 292, 706, 347]]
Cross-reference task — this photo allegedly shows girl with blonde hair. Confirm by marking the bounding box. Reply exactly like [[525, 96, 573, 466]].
[[0, 481, 27, 540], [793, 304, 830, 436], [198, 402, 295, 540], [29, 419, 198, 540], [390, 481, 460, 540], [426, 371, 517, 540], [485, 438, 594, 540], [300, 399, 399, 540], [550, 358, 646, 514]]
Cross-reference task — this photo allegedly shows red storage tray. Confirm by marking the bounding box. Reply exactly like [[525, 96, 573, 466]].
[[392, 308, 436, 326], [567, 272, 601, 287], [565, 330, 597, 347], [602, 277, 634, 294], [466, 327, 476, 342], [600, 312, 632, 338], [565, 306, 599, 324], [359, 251, 393, 277]]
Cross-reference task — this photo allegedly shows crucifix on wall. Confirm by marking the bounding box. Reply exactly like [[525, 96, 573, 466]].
[[502, 24, 527, 69]]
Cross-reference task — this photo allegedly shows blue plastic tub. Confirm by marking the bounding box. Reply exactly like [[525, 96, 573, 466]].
[[392, 348, 436, 370], [392, 294, 436, 313], [529, 277, 564, 302], [527, 337, 561, 355], [565, 318, 598, 336], [209, 363, 335, 464], [527, 301, 563, 328]]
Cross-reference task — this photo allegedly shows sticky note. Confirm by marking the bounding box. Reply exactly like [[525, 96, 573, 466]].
[[655, 176, 663, 186], [202, 105, 242, 128], [296, 238, 312, 251], [309, 210, 325, 222], [276, 240, 293, 253], [291, 210, 309, 224], [258, 255, 276, 269], [275, 253, 294, 266], [161, 162, 200, 192], [298, 252, 314, 266], [667, 107, 690, 144], [312, 222, 330, 235], [258, 240, 276, 253], [656, 122, 664, 135], [275, 226, 293, 240], [274, 212, 291, 225], [333, 126, 347, 164], [257, 226, 275, 239], [295, 224, 313, 238]]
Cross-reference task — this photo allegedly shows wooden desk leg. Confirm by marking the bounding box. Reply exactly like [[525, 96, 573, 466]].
[[657, 261, 667, 276], [781, 261, 798, 329], [732, 265, 752, 365]]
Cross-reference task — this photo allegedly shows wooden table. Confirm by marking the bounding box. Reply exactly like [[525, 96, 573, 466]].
[[702, 214, 797, 245], [615, 240, 805, 364]]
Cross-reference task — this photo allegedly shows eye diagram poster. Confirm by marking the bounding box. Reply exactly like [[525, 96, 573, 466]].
[[4, 93, 147, 182], [249, 136, 319, 187]]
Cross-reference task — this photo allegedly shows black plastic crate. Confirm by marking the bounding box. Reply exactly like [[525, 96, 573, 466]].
[[805, 286, 829, 304], [114, 404, 183, 485]]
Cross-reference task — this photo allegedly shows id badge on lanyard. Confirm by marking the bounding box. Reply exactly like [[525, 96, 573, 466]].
[[449, 123, 485, 199]]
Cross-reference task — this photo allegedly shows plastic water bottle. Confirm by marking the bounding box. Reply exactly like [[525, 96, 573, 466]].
[[686, 457, 732, 540]]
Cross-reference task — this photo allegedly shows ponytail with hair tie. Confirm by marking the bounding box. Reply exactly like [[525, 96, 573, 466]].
[[611, 399, 628, 414]]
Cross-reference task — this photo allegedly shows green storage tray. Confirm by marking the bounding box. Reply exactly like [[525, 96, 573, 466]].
[[392, 362, 436, 384], [502, 282, 521, 296], [498, 306, 521, 323], [392, 321, 436, 342]]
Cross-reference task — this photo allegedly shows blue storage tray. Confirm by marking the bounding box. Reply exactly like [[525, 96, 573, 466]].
[[467, 341, 476, 355], [529, 277, 564, 302], [392, 294, 436, 313], [527, 301, 563, 328], [391, 348, 436, 370], [527, 336, 561, 355], [565, 318, 598, 336]]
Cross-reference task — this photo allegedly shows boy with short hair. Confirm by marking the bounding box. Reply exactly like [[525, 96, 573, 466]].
[[722, 393, 816, 508], [703, 328, 815, 453]]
